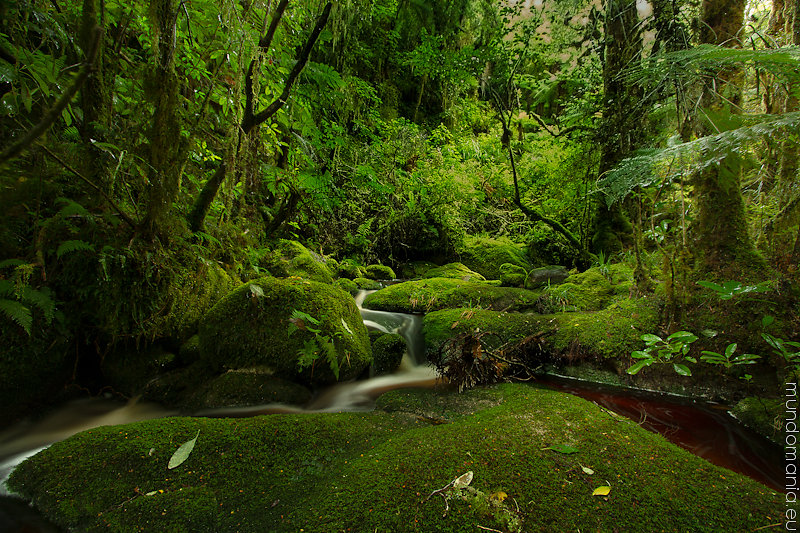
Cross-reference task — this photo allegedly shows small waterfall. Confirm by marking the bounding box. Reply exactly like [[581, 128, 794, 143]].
[[355, 290, 426, 366]]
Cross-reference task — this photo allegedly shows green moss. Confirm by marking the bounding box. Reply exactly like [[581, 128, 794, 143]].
[[354, 277, 382, 290], [103, 345, 178, 396], [334, 277, 359, 295], [371, 333, 406, 375], [198, 277, 371, 385], [192, 368, 312, 408], [545, 267, 615, 311], [335, 260, 364, 280], [9, 385, 782, 532], [398, 261, 437, 279], [261, 240, 334, 284], [363, 278, 542, 313], [549, 297, 660, 359], [364, 264, 396, 280], [499, 262, 526, 287], [424, 262, 486, 281], [730, 397, 782, 443], [459, 235, 536, 280]]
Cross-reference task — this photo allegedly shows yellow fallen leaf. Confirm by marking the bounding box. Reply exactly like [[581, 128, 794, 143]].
[[453, 471, 473, 488], [491, 491, 508, 502], [592, 485, 611, 496]]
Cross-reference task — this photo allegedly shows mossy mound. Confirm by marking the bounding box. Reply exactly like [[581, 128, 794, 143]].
[[371, 333, 406, 375], [364, 264, 396, 280], [398, 261, 437, 279], [103, 345, 178, 396], [198, 277, 371, 385], [549, 297, 660, 360], [499, 263, 526, 287], [334, 277, 359, 295], [537, 265, 632, 312], [192, 369, 312, 408], [260, 240, 334, 284], [8, 384, 782, 532], [362, 278, 541, 314], [459, 236, 536, 280], [524, 265, 570, 289], [354, 277, 382, 290], [335, 260, 364, 280], [424, 262, 486, 281]]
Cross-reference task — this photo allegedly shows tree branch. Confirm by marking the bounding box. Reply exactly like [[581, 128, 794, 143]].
[[243, 2, 332, 132], [0, 26, 102, 165], [244, 0, 290, 124]]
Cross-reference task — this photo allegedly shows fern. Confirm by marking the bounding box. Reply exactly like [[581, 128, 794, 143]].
[[0, 299, 33, 335], [55, 197, 93, 219], [321, 337, 340, 380], [599, 112, 800, 205], [20, 286, 55, 325], [56, 239, 95, 258]]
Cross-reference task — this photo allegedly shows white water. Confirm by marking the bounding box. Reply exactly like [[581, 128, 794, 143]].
[[0, 289, 437, 493]]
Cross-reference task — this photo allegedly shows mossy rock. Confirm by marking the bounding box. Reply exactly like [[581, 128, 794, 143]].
[[178, 334, 201, 364], [102, 345, 178, 396], [525, 265, 570, 289], [540, 267, 615, 311], [198, 277, 371, 385], [499, 263, 526, 287], [364, 264, 396, 280], [9, 384, 782, 532], [191, 368, 312, 408], [362, 278, 541, 314], [549, 297, 660, 359], [371, 333, 406, 375], [424, 262, 486, 281], [335, 278, 359, 295], [459, 235, 536, 280], [423, 308, 553, 362], [730, 397, 782, 443], [354, 277, 382, 290], [397, 261, 437, 279], [260, 240, 334, 284], [335, 260, 364, 280]]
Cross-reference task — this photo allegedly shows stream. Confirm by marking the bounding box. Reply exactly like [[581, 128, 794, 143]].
[[0, 291, 785, 505]]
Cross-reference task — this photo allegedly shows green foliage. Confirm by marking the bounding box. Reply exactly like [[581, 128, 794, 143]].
[[696, 280, 772, 300], [0, 263, 56, 336], [700, 343, 760, 370], [627, 331, 698, 376], [287, 309, 352, 381]]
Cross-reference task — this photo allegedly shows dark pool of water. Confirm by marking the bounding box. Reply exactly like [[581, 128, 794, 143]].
[[540, 375, 784, 492]]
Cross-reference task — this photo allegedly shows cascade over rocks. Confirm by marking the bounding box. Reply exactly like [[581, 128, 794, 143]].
[[199, 277, 372, 385]]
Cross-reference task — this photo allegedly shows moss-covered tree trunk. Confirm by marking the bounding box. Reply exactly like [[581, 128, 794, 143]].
[[79, 0, 112, 193], [690, 0, 762, 272], [592, 0, 643, 255], [143, 0, 186, 238]]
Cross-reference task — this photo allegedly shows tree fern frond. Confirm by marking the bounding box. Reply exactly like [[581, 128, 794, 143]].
[[0, 299, 32, 335], [626, 44, 800, 88], [600, 112, 800, 205], [20, 286, 55, 325], [56, 239, 95, 258]]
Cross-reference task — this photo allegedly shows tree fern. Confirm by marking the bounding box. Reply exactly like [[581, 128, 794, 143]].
[[56, 239, 95, 258], [599, 111, 800, 205], [0, 299, 33, 335]]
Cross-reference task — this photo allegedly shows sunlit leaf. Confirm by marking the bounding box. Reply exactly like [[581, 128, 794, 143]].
[[581, 465, 594, 475], [453, 471, 473, 488], [673, 363, 692, 376], [168, 430, 200, 470], [592, 485, 611, 496], [491, 491, 508, 502]]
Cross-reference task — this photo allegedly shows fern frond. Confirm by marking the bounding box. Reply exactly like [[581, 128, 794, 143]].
[[20, 286, 55, 325], [0, 280, 13, 298], [0, 299, 32, 335], [55, 197, 93, 219], [0, 259, 25, 270], [56, 239, 95, 258], [321, 337, 340, 380], [627, 44, 800, 88], [600, 111, 800, 205]]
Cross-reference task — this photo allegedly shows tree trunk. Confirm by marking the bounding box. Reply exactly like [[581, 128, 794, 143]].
[[142, 0, 186, 238], [690, 0, 762, 272]]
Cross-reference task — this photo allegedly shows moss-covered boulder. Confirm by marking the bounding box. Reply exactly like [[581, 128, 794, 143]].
[[397, 261, 437, 279], [424, 262, 486, 281], [103, 345, 178, 396], [8, 385, 782, 532], [371, 333, 406, 375], [730, 397, 782, 443], [538, 266, 621, 312], [459, 236, 536, 280], [354, 277, 382, 290], [525, 265, 570, 289], [335, 277, 359, 295], [191, 368, 312, 408], [499, 263, 526, 287], [260, 240, 334, 284], [364, 264, 396, 280], [362, 278, 541, 314], [335, 260, 364, 280], [198, 277, 371, 385]]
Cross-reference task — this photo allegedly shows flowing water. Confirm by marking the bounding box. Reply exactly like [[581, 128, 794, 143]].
[[0, 290, 785, 504]]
